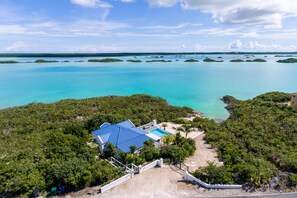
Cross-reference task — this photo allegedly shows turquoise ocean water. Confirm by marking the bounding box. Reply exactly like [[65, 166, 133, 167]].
[[0, 54, 297, 119]]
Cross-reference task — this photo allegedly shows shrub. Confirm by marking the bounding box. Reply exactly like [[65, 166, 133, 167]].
[[193, 162, 234, 184]]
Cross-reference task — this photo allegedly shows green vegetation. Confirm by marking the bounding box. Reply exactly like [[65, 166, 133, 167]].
[[127, 59, 142, 63], [34, 59, 59, 63], [88, 58, 123, 62], [245, 59, 267, 62], [203, 58, 223, 62], [0, 95, 192, 196], [198, 92, 297, 189], [0, 60, 19, 64], [161, 134, 175, 145], [184, 59, 199, 62], [146, 60, 172, 63], [74, 60, 85, 62], [177, 124, 193, 138], [159, 133, 195, 165], [117, 134, 196, 166], [275, 55, 293, 57], [63, 60, 70, 62], [254, 92, 292, 103], [277, 58, 297, 63], [230, 59, 244, 62], [193, 162, 234, 184]]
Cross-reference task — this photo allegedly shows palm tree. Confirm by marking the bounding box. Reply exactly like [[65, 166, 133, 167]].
[[177, 124, 193, 138], [162, 134, 175, 145]]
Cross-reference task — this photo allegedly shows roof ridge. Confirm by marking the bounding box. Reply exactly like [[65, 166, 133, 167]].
[[115, 124, 122, 147], [115, 123, 147, 134]]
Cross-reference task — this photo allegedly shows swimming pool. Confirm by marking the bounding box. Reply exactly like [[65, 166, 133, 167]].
[[149, 128, 172, 137]]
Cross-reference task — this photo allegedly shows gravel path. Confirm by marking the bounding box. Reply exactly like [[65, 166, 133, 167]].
[[184, 133, 220, 172]]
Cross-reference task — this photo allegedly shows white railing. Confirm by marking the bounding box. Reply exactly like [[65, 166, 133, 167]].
[[184, 171, 242, 189], [100, 174, 131, 193]]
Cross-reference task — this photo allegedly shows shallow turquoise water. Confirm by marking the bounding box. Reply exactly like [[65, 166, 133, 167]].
[[0, 54, 297, 119]]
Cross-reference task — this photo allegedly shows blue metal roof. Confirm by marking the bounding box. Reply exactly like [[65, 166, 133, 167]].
[[92, 120, 152, 153], [117, 120, 135, 128]]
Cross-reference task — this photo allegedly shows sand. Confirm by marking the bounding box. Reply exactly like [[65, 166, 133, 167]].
[[184, 133, 221, 172]]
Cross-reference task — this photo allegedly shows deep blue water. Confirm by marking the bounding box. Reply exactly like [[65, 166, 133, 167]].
[[0, 54, 297, 119]]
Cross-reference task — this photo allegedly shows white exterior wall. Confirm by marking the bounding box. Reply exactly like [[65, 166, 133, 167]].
[[101, 159, 163, 193], [101, 174, 131, 193], [184, 172, 242, 189]]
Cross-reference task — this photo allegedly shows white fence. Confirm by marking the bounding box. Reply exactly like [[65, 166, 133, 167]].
[[184, 171, 242, 189], [101, 158, 163, 193], [101, 174, 131, 193], [139, 158, 163, 174]]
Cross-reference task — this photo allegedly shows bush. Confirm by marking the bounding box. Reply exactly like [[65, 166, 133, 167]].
[[289, 174, 297, 186], [193, 162, 234, 184], [0, 95, 192, 195], [254, 92, 292, 103], [204, 92, 297, 187], [139, 141, 160, 162], [160, 145, 186, 165], [104, 143, 117, 158]]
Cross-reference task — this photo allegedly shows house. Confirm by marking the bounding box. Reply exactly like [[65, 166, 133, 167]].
[[291, 93, 297, 110], [92, 120, 160, 153]]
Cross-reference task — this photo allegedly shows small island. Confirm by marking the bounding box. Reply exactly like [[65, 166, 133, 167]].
[[74, 60, 85, 62], [88, 58, 124, 62], [203, 57, 223, 62], [246, 59, 267, 62], [184, 59, 199, 62], [127, 59, 142, 63], [34, 59, 59, 63], [230, 59, 244, 62], [277, 58, 297, 63], [0, 60, 19, 64], [275, 55, 293, 57], [146, 59, 172, 63]]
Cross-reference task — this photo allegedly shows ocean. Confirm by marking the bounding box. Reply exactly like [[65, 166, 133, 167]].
[[0, 54, 296, 119]]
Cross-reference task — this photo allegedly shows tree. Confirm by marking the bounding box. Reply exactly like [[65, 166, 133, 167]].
[[177, 124, 193, 138], [162, 134, 175, 145], [129, 145, 137, 154], [162, 123, 168, 130], [140, 140, 160, 162], [174, 132, 183, 146], [104, 143, 116, 158], [144, 139, 155, 147]]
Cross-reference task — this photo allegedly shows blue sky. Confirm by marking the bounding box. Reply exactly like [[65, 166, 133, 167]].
[[0, 0, 297, 52]]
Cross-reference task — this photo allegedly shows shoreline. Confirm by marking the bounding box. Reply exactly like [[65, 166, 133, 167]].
[[0, 95, 228, 121]]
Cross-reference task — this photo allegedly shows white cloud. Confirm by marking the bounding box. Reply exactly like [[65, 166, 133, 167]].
[[0, 20, 127, 37], [70, 0, 112, 8], [142, 23, 189, 30], [69, 44, 124, 52], [147, 0, 297, 28], [183, 27, 241, 37], [147, 0, 177, 7], [120, 0, 135, 3], [228, 40, 242, 49], [227, 39, 297, 51], [3, 41, 28, 52]]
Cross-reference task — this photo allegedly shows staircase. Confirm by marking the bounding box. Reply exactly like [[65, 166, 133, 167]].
[[106, 157, 139, 174]]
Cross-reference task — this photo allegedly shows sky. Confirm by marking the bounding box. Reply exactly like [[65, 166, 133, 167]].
[[0, 0, 297, 52]]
